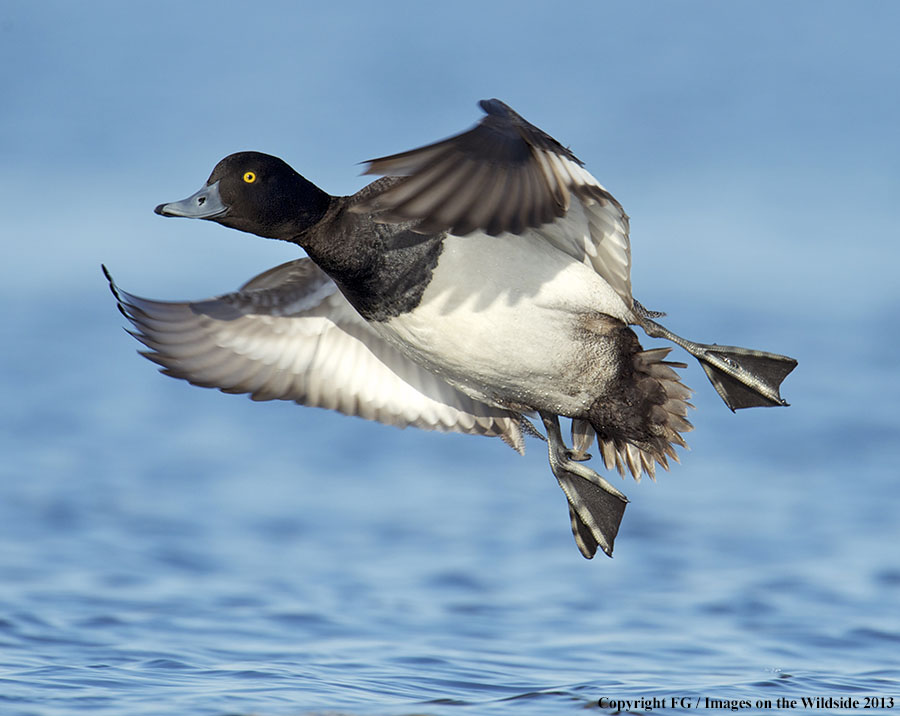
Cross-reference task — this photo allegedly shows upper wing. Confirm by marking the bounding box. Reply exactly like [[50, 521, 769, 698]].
[[353, 98, 632, 304], [103, 260, 529, 452]]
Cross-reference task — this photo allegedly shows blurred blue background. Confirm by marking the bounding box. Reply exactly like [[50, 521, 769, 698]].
[[2, 2, 899, 714]]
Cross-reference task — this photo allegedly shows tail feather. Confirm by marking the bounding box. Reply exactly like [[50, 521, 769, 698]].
[[591, 345, 693, 483]]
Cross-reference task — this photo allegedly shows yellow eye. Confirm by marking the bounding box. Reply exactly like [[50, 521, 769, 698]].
[[243, 171, 256, 184]]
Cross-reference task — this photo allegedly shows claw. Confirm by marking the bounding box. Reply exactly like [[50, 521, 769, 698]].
[[569, 418, 596, 461], [565, 449, 593, 462]]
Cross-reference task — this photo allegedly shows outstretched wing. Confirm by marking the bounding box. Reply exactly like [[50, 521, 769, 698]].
[[353, 98, 632, 305], [104, 260, 529, 452]]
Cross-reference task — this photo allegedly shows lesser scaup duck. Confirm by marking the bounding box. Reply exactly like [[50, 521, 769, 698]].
[[104, 99, 796, 558]]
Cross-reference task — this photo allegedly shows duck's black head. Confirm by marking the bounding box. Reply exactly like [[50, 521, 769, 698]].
[[155, 151, 332, 241]]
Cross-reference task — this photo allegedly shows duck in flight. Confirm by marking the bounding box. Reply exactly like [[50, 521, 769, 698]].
[[104, 99, 796, 558]]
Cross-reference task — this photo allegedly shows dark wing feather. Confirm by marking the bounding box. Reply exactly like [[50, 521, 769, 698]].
[[353, 99, 633, 304]]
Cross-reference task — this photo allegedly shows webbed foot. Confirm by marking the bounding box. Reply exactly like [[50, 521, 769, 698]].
[[639, 316, 797, 411], [542, 414, 628, 558]]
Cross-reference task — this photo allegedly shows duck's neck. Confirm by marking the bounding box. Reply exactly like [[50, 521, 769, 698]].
[[296, 203, 446, 322], [292, 197, 374, 278], [267, 175, 333, 241]]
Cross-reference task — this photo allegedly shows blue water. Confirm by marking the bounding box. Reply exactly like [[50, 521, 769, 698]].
[[2, 282, 898, 716]]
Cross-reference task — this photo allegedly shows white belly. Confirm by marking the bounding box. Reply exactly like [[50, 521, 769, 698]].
[[373, 231, 633, 414]]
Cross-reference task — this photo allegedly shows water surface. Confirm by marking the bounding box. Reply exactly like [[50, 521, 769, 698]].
[[1, 293, 897, 715]]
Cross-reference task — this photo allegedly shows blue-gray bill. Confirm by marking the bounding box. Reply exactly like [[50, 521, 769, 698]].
[[154, 180, 227, 220]]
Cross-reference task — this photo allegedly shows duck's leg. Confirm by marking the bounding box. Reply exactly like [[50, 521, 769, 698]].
[[541, 413, 628, 559], [638, 315, 797, 412]]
